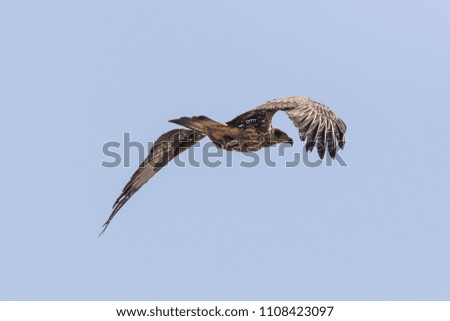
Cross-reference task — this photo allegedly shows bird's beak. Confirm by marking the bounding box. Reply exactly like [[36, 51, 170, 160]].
[[286, 138, 294, 146]]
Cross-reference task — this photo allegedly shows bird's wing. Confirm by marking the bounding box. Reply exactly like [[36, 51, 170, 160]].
[[226, 108, 277, 131], [100, 129, 205, 235], [256, 96, 347, 158]]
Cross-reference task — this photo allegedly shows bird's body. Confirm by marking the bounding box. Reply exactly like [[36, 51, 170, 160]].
[[100, 96, 347, 235], [170, 114, 286, 152]]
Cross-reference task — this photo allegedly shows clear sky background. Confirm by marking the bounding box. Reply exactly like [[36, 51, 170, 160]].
[[1, 0, 450, 300]]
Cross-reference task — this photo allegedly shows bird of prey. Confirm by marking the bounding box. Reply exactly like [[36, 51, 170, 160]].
[[100, 96, 347, 235]]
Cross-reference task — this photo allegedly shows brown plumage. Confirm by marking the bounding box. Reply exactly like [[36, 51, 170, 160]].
[[100, 96, 347, 235]]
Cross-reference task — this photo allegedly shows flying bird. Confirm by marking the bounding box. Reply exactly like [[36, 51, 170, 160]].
[[100, 96, 347, 235]]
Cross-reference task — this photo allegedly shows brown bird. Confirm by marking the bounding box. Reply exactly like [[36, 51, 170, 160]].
[[100, 96, 347, 235]]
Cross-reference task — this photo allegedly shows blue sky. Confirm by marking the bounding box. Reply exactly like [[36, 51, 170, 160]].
[[1, 0, 450, 300]]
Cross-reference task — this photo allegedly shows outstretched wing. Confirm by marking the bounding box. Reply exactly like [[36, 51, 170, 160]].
[[100, 129, 205, 235], [256, 96, 347, 158], [226, 108, 277, 132]]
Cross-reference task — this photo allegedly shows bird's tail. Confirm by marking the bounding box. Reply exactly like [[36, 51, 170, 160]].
[[169, 116, 226, 134]]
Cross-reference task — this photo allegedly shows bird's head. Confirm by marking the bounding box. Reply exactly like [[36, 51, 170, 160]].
[[270, 128, 294, 146]]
